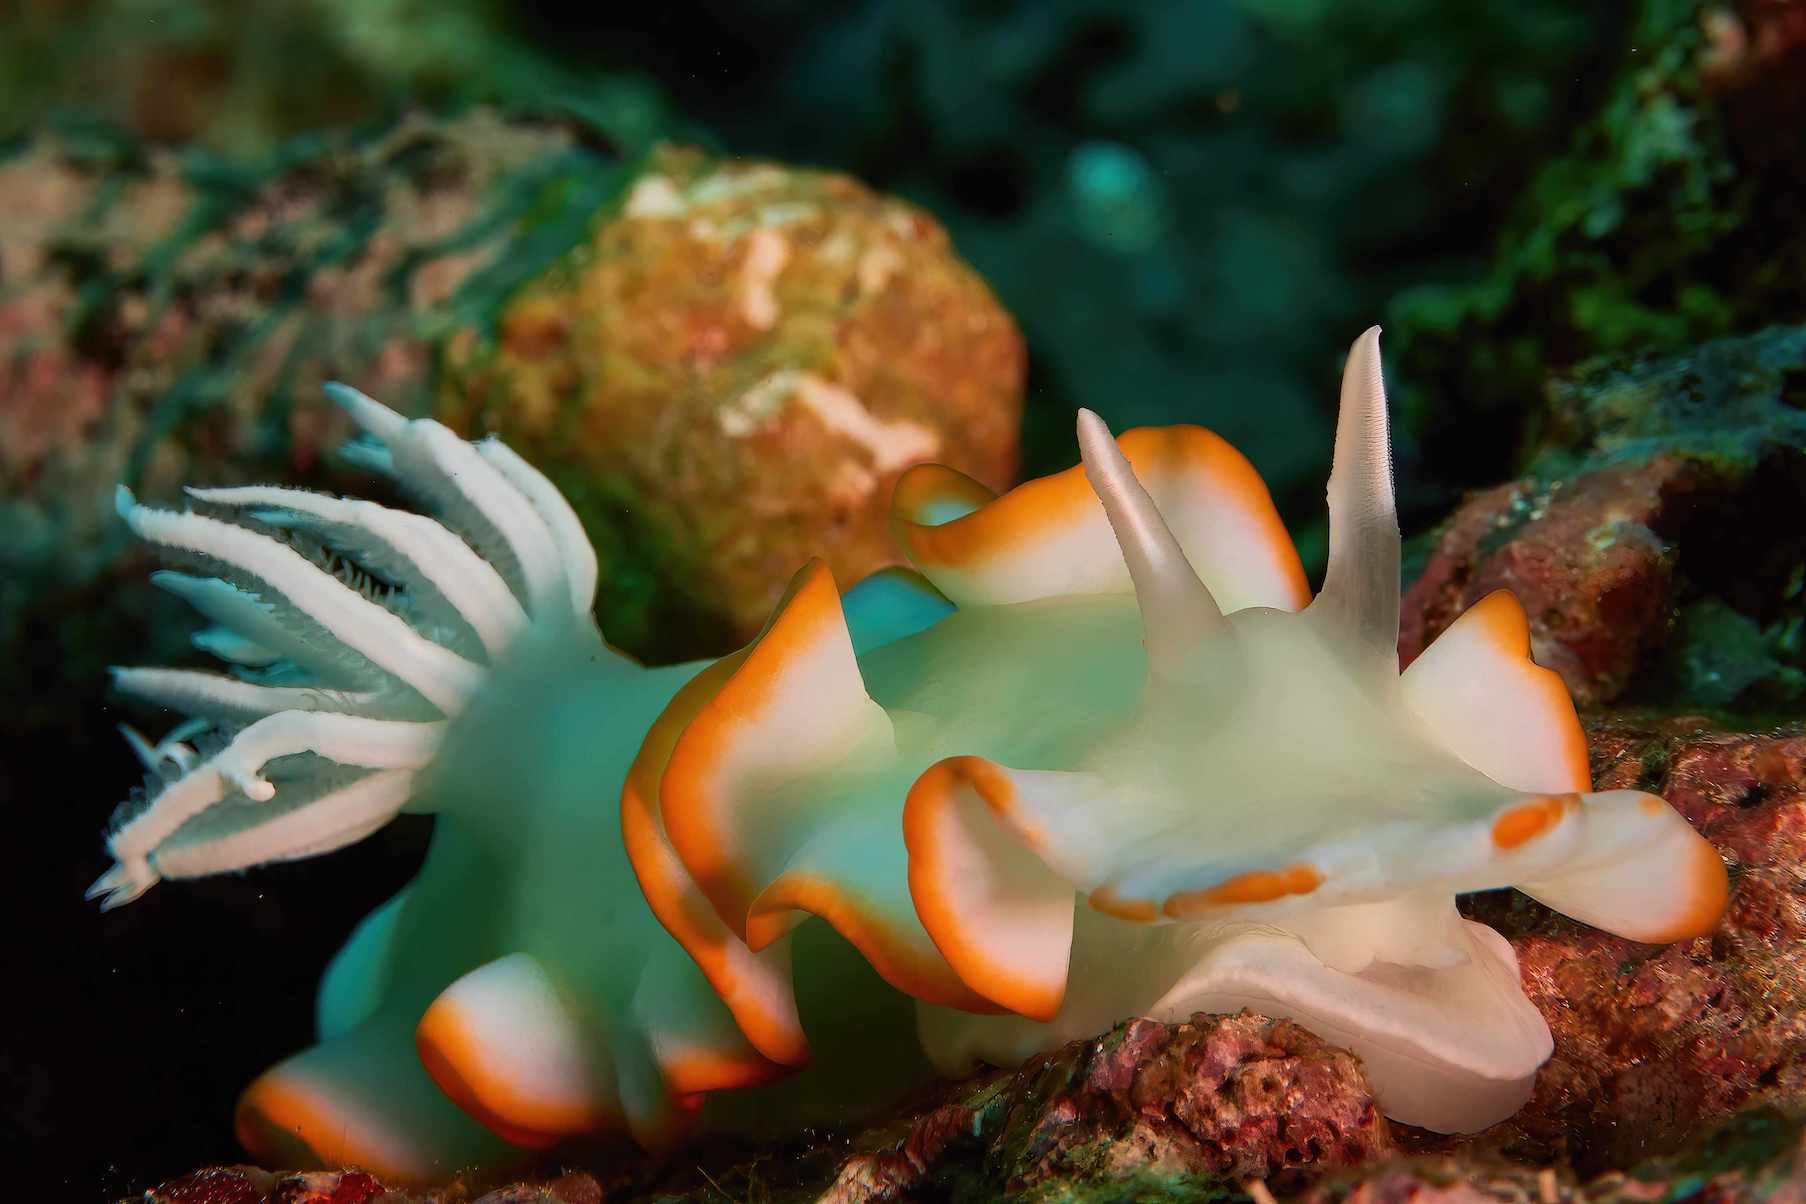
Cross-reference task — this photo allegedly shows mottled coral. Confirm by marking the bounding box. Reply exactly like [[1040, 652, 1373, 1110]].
[[439, 144, 1024, 650], [1389, 0, 1806, 501], [819, 1011, 1390, 1202], [1402, 325, 1806, 711], [1400, 458, 1695, 705], [1445, 720, 1806, 1174]]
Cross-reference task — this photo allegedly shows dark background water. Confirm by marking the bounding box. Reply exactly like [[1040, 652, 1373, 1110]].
[[1, 1, 1639, 1196]]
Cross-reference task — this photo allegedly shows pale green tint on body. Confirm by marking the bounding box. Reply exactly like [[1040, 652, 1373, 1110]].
[[91, 332, 1728, 1182]]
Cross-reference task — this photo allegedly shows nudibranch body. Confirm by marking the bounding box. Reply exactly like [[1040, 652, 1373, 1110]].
[[94, 330, 1727, 1183]]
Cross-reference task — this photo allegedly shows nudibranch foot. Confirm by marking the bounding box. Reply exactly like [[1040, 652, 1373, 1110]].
[[917, 901, 1551, 1134], [236, 1017, 514, 1186]]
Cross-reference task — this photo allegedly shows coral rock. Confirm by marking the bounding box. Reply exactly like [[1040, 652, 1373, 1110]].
[[1402, 325, 1806, 709], [1400, 457, 1697, 705], [440, 144, 1024, 653], [140, 1166, 391, 1204], [820, 1010, 1390, 1202], [1445, 720, 1806, 1173]]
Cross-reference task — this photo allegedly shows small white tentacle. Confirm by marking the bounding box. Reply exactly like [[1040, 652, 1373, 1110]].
[[110, 667, 388, 724], [322, 381, 409, 443], [192, 627, 282, 667], [1076, 408, 1223, 668], [119, 725, 164, 773], [152, 572, 373, 685], [208, 711, 445, 802], [118, 721, 206, 775], [103, 761, 228, 886], [99, 712, 441, 896]]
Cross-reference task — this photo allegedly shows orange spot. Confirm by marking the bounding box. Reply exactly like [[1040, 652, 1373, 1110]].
[[902, 756, 1064, 1021], [414, 998, 615, 1149], [1491, 795, 1573, 849], [1088, 885, 1159, 923], [1162, 863, 1322, 917]]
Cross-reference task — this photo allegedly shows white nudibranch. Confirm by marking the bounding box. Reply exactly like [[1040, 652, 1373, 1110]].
[[92, 333, 1729, 1185]]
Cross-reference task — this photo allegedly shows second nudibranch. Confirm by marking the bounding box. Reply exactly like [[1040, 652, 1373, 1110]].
[[94, 329, 1728, 1182]]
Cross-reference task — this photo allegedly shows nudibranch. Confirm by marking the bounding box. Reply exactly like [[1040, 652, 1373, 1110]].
[[92, 329, 1728, 1183]]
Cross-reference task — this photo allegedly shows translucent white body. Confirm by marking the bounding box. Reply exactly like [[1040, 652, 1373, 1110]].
[[92, 332, 1727, 1182]]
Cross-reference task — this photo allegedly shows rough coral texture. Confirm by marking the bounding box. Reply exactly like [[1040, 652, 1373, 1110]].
[[439, 143, 1024, 650], [1387, 0, 1806, 506], [1400, 458, 1692, 705], [1402, 325, 1806, 710], [134, 1165, 606, 1204], [0, 117, 1021, 672], [1440, 720, 1806, 1176], [1299, 1107, 1806, 1204], [981, 1013, 1391, 1195]]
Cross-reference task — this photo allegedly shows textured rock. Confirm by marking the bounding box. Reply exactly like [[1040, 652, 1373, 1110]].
[[0, 117, 1023, 670], [130, 1166, 607, 1204], [1388, 0, 1806, 502], [141, 1166, 389, 1204], [1433, 720, 1806, 1174], [1303, 1106, 1806, 1204], [1401, 325, 1806, 710], [813, 1011, 1390, 1203], [1400, 458, 1694, 704], [439, 143, 1023, 649]]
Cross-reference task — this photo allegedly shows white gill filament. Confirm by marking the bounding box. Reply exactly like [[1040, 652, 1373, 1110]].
[[187, 485, 529, 657], [476, 437, 600, 620], [337, 437, 396, 477], [1076, 408, 1223, 666], [326, 383, 567, 619], [192, 627, 282, 667], [105, 712, 441, 856], [118, 722, 202, 775], [111, 667, 384, 723], [1311, 326, 1401, 658], [208, 711, 445, 802], [152, 572, 371, 685], [117, 488, 481, 714], [153, 769, 416, 880]]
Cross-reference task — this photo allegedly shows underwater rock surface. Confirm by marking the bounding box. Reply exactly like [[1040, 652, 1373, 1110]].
[[1402, 325, 1806, 712], [1389, 0, 1806, 501], [0, 112, 1021, 672]]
